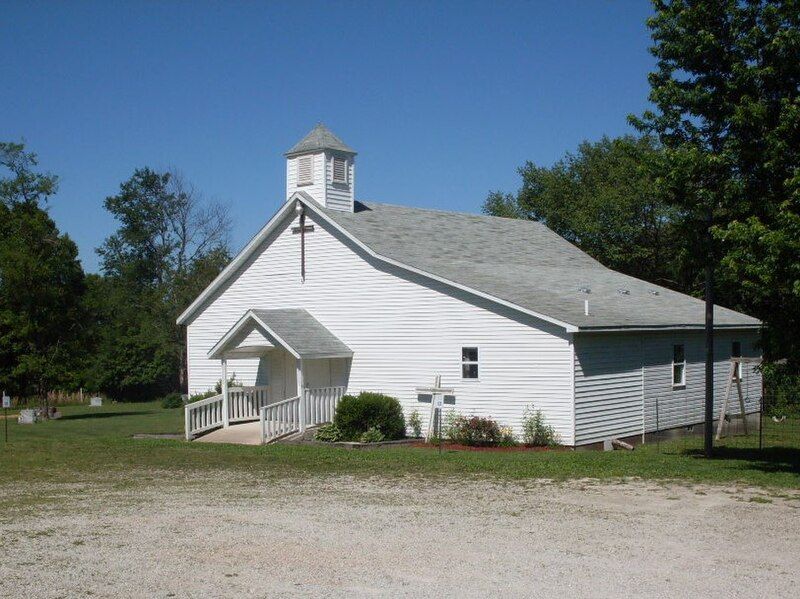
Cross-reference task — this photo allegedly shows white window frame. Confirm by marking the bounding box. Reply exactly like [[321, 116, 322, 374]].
[[332, 155, 348, 184], [461, 347, 479, 380], [732, 340, 742, 380], [672, 343, 686, 388], [297, 155, 314, 186]]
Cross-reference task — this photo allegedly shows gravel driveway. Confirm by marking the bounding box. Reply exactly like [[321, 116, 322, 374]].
[[1, 474, 798, 598]]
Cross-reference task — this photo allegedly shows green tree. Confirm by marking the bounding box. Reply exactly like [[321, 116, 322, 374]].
[[0, 143, 86, 408], [631, 0, 800, 367], [484, 135, 684, 289], [89, 168, 231, 399]]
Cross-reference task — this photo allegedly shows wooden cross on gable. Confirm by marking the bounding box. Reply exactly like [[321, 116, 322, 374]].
[[415, 375, 454, 442], [291, 206, 314, 282]]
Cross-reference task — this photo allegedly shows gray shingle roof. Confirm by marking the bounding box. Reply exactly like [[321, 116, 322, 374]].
[[318, 202, 761, 330], [285, 124, 356, 157], [250, 309, 352, 358]]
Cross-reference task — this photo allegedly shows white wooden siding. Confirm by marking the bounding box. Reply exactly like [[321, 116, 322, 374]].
[[574, 334, 644, 445], [186, 211, 575, 444], [642, 331, 761, 432], [325, 154, 355, 212], [286, 153, 325, 205], [574, 330, 762, 445]]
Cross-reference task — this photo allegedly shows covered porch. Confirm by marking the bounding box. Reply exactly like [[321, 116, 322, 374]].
[[185, 308, 352, 443]]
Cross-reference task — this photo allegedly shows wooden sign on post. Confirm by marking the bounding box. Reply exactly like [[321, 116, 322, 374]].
[[415, 375, 454, 443]]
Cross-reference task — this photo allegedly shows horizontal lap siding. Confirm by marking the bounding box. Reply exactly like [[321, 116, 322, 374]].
[[325, 155, 354, 212], [187, 211, 575, 444], [286, 153, 325, 204], [643, 331, 762, 432], [574, 335, 643, 445]]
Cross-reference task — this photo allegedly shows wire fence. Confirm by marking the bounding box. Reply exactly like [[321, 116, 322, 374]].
[[648, 375, 800, 456]]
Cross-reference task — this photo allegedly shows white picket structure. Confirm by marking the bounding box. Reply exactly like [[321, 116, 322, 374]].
[[303, 386, 346, 426], [185, 385, 270, 440], [260, 395, 302, 443], [184, 393, 224, 440], [186, 385, 346, 443], [228, 386, 270, 423]]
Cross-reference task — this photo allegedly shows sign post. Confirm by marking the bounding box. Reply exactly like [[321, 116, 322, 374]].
[[415, 375, 454, 446], [434, 394, 444, 454], [2, 392, 10, 444]]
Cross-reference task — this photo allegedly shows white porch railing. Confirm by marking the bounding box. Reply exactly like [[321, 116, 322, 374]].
[[303, 386, 346, 426], [259, 386, 346, 444], [228, 386, 270, 423], [260, 395, 301, 444], [184, 393, 224, 440]]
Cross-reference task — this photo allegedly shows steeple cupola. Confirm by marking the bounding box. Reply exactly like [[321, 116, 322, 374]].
[[285, 124, 356, 212]]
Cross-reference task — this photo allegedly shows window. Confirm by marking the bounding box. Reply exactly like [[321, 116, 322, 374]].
[[298, 155, 313, 185], [732, 341, 742, 380], [332, 156, 347, 183], [462, 347, 479, 379], [672, 344, 685, 387]]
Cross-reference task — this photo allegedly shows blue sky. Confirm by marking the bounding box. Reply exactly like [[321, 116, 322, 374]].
[[1, 1, 655, 272]]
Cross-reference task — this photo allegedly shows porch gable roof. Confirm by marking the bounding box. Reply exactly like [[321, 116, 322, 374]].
[[208, 308, 353, 360]]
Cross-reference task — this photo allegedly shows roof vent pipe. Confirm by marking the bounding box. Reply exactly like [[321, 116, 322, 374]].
[[584, 299, 589, 316]]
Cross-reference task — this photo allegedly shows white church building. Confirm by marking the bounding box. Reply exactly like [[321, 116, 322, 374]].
[[179, 124, 762, 447]]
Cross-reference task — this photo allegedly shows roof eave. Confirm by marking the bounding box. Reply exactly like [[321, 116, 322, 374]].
[[284, 148, 357, 158], [177, 200, 299, 325], [575, 323, 762, 333]]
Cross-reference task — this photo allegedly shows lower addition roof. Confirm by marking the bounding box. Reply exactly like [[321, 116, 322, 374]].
[[208, 308, 353, 360]]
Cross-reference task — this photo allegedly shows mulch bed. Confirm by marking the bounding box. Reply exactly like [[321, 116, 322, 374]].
[[409, 442, 564, 452]]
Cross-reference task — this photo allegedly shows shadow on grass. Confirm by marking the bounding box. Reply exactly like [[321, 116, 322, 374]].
[[59, 411, 151, 421], [683, 446, 800, 476]]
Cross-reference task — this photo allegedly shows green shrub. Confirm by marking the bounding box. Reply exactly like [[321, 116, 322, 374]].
[[407, 410, 423, 438], [763, 365, 800, 419], [188, 390, 218, 404], [314, 423, 342, 442], [449, 415, 502, 447], [359, 426, 385, 443], [160, 392, 184, 409], [443, 410, 461, 440], [521, 407, 560, 446], [498, 426, 518, 447], [333, 392, 405, 441]]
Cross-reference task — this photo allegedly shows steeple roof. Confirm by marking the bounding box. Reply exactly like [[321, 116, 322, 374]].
[[285, 123, 357, 157]]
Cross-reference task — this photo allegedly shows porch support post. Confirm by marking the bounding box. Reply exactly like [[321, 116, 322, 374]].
[[221, 357, 230, 428], [296, 358, 305, 432]]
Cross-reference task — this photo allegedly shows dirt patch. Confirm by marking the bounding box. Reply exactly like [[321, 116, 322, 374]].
[[1, 475, 798, 598]]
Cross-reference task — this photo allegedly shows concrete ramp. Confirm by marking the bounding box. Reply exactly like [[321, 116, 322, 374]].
[[196, 421, 262, 445]]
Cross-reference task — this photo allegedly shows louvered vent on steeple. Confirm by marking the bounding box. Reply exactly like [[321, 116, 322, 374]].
[[285, 124, 357, 212]]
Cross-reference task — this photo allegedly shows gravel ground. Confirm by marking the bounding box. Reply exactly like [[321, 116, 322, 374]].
[[1, 474, 798, 598]]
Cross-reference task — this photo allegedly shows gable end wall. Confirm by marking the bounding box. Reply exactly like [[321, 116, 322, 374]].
[[186, 211, 576, 444]]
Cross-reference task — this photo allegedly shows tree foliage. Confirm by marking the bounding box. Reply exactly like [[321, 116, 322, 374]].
[[87, 168, 231, 399], [0, 143, 86, 404], [631, 0, 800, 366], [484, 135, 686, 289]]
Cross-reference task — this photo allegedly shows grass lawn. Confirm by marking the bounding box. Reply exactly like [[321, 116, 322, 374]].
[[1, 402, 798, 489]]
